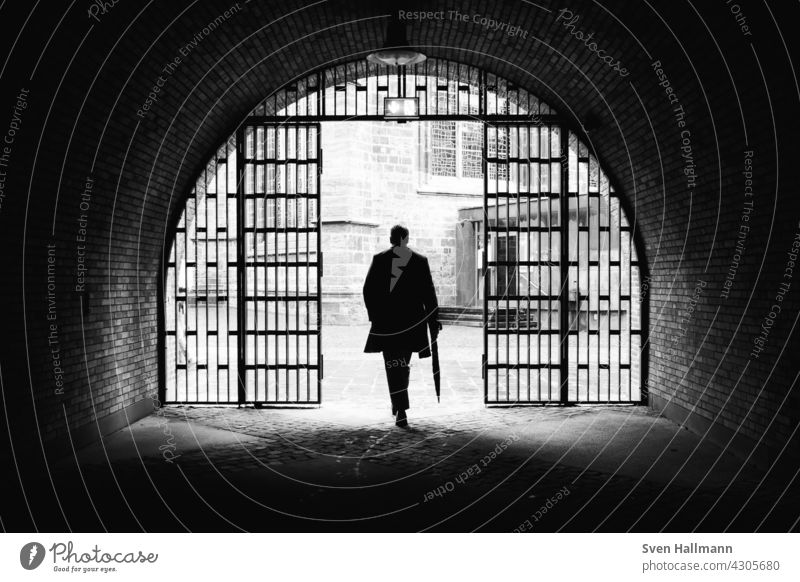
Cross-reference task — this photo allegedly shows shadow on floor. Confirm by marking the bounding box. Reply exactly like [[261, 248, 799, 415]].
[[40, 402, 799, 532]]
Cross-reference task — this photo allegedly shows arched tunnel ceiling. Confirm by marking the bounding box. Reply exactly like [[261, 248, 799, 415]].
[[1, 0, 792, 270]]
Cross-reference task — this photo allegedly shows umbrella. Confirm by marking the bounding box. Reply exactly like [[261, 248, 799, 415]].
[[431, 322, 442, 403]]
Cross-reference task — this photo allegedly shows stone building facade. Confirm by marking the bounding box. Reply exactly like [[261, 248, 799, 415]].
[[321, 120, 482, 323]]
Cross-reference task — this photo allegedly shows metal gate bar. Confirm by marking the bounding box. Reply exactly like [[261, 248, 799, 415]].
[[248, 58, 559, 121], [564, 131, 641, 403], [165, 137, 239, 403], [240, 122, 321, 404], [484, 123, 563, 403], [484, 124, 641, 404]]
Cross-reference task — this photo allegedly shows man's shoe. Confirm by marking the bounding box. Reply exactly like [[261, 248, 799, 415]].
[[395, 409, 408, 427]]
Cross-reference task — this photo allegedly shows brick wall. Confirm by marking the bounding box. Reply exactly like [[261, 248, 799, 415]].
[[0, 0, 797, 500]]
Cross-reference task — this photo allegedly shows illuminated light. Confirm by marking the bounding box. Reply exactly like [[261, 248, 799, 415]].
[[383, 97, 419, 120]]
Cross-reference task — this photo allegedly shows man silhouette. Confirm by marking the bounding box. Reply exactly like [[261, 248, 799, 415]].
[[363, 225, 441, 427]]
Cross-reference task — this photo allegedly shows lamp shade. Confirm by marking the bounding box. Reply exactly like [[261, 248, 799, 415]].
[[367, 16, 426, 67]]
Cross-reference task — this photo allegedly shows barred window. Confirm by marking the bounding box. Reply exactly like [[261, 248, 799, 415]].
[[431, 121, 457, 177], [461, 123, 483, 179]]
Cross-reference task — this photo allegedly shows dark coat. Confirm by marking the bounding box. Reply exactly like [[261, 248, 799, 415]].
[[363, 248, 439, 357]]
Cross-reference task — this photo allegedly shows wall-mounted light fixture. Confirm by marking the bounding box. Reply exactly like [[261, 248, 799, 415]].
[[384, 97, 419, 121]]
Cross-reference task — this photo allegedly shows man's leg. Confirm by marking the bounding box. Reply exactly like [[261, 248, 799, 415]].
[[382, 350, 411, 412]]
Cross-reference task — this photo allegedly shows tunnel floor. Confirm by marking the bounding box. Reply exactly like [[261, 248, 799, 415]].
[[45, 326, 799, 532]]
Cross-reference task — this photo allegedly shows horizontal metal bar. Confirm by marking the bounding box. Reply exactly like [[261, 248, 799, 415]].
[[486, 192, 559, 199], [487, 226, 557, 233], [487, 260, 559, 266], [486, 363, 560, 369], [243, 364, 319, 370], [243, 227, 318, 233], [243, 295, 319, 301], [244, 400, 321, 405], [575, 364, 632, 369], [241, 193, 320, 200], [244, 261, 319, 268], [243, 158, 320, 164], [243, 330, 319, 336], [173, 296, 230, 302], [486, 328, 559, 335], [245, 114, 566, 124], [485, 156, 555, 163], [488, 294, 561, 300]]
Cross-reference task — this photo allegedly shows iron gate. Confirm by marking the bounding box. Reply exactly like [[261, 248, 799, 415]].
[[163, 123, 322, 404], [483, 124, 641, 404], [238, 122, 322, 404], [163, 58, 643, 407]]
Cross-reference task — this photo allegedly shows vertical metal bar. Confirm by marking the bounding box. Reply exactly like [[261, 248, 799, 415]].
[[286, 124, 291, 401], [266, 125, 278, 401], [205, 155, 210, 402], [628, 193, 632, 402], [316, 122, 323, 402], [544, 126, 551, 400], [515, 126, 521, 402], [253, 128, 259, 402], [559, 125, 569, 404], [597, 172, 601, 402], [295, 126, 300, 402], [536, 126, 541, 402], [158, 234, 166, 405], [304, 129, 310, 401], [525, 125, 531, 402], [617, 192, 621, 402], [482, 121, 489, 403], [236, 126, 246, 405], [276, 126, 281, 400], [225, 149, 230, 401], [505, 127, 510, 402]]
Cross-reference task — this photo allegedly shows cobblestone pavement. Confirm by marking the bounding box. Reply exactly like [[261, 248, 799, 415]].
[[47, 326, 799, 532]]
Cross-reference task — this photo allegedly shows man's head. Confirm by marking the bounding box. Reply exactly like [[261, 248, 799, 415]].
[[389, 224, 409, 247]]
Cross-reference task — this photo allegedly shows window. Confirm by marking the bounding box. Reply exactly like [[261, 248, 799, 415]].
[[422, 121, 485, 194]]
